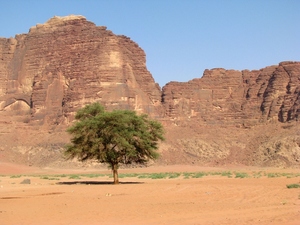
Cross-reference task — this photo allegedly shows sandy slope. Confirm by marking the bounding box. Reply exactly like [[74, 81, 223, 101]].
[[0, 163, 299, 225]]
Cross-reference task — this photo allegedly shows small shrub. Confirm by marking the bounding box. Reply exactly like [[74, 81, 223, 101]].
[[209, 172, 221, 176], [118, 174, 127, 178], [285, 173, 300, 178], [183, 172, 192, 179], [168, 172, 181, 179], [267, 173, 280, 178], [82, 174, 105, 178], [235, 172, 249, 178], [137, 174, 149, 179], [40, 176, 60, 180], [69, 175, 81, 179], [149, 173, 168, 179], [192, 172, 206, 178], [53, 174, 67, 178], [281, 200, 287, 205], [118, 173, 139, 178], [286, 183, 300, 189], [10, 175, 22, 178], [221, 171, 232, 178], [127, 173, 139, 178], [252, 171, 262, 178], [49, 177, 60, 180]]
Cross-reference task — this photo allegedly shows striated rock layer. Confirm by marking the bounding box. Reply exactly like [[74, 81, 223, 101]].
[[0, 15, 163, 129], [0, 15, 299, 168], [162, 61, 300, 126]]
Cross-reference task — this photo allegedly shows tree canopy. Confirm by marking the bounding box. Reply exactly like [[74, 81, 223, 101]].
[[65, 103, 165, 184]]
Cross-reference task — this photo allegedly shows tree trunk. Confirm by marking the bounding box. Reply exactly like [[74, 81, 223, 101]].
[[112, 164, 119, 184]]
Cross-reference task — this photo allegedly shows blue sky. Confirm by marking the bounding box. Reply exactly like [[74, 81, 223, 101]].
[[1, 0, 299, 87]]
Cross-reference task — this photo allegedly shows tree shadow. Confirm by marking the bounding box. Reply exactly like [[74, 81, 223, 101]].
[[56, 181, 144, 185]]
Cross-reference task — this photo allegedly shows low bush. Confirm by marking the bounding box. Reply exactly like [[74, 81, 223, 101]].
[[235, 172, 249, 178], [69, 175, 81, 179], [192, 172, 206, 178], [10, 175, 22, 178], [286, 183, 300, 189]]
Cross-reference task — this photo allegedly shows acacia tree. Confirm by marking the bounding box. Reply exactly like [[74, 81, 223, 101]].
[[65, 103, 165, 184]]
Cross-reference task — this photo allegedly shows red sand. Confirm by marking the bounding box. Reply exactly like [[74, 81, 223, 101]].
[[0, 163, 299, 225]]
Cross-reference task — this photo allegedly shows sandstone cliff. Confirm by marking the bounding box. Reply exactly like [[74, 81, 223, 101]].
[[0, 15, 163, 129], [162, 61, 300, 126], [0, 15, 299, 168]]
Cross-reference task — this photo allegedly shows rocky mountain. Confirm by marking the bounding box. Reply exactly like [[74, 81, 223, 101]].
[[163, 61, 300, 126], [0, 15, 299, 168]]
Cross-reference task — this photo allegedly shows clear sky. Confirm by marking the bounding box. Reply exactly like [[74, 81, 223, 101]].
[[1, 0, 299, 87]]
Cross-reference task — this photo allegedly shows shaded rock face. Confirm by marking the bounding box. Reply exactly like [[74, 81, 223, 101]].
[[0, 15, 299, 168], [162, 62, 300, 126]]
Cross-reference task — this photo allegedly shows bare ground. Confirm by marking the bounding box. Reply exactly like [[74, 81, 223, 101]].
[[0, 163, 299, 225]]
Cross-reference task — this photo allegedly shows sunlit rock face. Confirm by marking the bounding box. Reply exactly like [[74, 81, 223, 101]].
[[0, 15, 299, 168], [160, 61, 300, 168], [162, 61, 300, 126], [0, 15, 163, 128]]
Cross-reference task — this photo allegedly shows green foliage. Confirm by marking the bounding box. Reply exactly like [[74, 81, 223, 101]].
[[221, 171, 232, 178], [57, 174, 67, 178], [252, 171, 263, 178], [192, 172, 206, 178], [137, 174, 149, 179], [286, 183, 300, 189], [10, 175, 22, 178], [168, 172, 181, 179], [183, 172, 192, 179], [65, 103, 165, 184], [40, 176, 60, 180], [267, 173, 280, 178], [69, 175, 81, 179], [135, 172, 180, 179], [234, 172, 249, 178], [148, 173, 168, 179], [118, 173, 139, 178], [266, 172, 300, 178], [136, 173, 168, 179], [81, 174, 106, 178]]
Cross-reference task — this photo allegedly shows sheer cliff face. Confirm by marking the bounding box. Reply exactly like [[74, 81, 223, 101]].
[[1, 15, 299, 127], [162, 62, 300, 126], [0, 15, 299, 167], [0, 15, 163, 127]]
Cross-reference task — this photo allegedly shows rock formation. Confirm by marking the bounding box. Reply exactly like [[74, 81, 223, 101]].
[[162, 61, 300, 126], [0, 15, 163, 129], [0, 15, 299, 168]]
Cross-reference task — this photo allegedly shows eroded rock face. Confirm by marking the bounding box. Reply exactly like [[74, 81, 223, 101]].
[[162, 62, 300, 126], [0, 15, 163, 128], [0, 15, 299, 168]]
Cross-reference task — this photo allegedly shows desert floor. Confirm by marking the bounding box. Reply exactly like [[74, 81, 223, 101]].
[[0, 163, 299, 225]]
